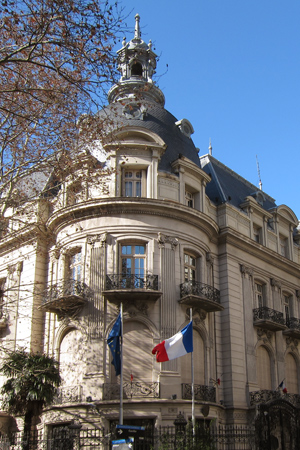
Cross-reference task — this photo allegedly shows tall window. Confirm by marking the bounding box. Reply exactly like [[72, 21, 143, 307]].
[[283, 294, 292, 321], [69, 250, 82, 282], [253, 225, 262, 244], [255, 282, 264, 308], [184, 254, 196, 282], [285, 353, 299, 394], [122, 170, 146, 197], [256, 346, 272, 390], [0, 278, 6, 319], [280, 235, 288, 257], [185, 190, 194, 208], [121, 244, 145, 287]]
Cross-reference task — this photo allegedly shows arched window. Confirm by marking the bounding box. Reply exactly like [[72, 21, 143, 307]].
[[256, 346, 272, 390], [110, 321, 152, 383], [182, 330, 205, 385], [285, 353, 298, 394], [59, 328, 84, 386], [131, 62, 143, 76]]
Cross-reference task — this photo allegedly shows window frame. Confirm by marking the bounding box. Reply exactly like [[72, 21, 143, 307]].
[[255, 281, 265, 308], [122, 168, 147, 198]]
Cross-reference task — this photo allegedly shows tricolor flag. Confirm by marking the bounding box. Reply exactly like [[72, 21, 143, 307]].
[[152, 321, 193, 362], [107, 313, 122, 376], [279, 380, 287, 393]]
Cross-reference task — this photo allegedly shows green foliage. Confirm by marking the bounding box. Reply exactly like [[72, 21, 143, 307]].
[[0, 349, 61, 416]]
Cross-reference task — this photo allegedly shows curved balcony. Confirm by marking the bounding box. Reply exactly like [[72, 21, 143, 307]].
[[179, 281, 223, 312], [103, 274, 162, 304], [103, 382, 160, 400], [40, 280, 91, 317], [182, 383, 216, 402], [283, 317, 300, 339], [253, 307, 286, 331]]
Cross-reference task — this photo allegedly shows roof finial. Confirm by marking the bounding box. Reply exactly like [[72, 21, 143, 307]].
[[134, 14, 141, 40], [208, 138, 212, 155]]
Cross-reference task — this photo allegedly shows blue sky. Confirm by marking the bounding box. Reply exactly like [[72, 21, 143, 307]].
[[118, 0, 300, 219]]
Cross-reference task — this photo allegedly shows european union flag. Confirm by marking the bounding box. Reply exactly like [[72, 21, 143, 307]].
[[107, 313, 122, 376]]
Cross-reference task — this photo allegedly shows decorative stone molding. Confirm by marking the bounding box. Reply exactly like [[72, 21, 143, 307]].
[[157, 232, 178, 250], [87, 232, 107, 247], [8, 261, 23, 275], [186, 307, 206, 323], [206, 252, 214, 266], [286, 337, 299, 351], [240, 264, 253, 278], [257, 328, 273, 343], [270, 278, 281, 290], [52, 245, 61, 260], [123, 301, 148, 317]]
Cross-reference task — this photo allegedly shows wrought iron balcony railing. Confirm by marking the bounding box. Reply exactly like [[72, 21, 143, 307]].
[[250, 390, 300, 408], [40, 280, 92, 316], [106, 274, 159, 291], [52, 385, 82, 405], [179, 281, 222, 312], [103, 382, 160, 400], [182, 383, 216, 403], [253, 307, 286, 331], [283, 317, 300, 338], [104, 274, 162, 304]]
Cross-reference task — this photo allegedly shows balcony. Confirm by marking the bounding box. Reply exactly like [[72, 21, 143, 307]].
[[103, 274, 162, 304], [52, 385, 82, 405], [182, 383, 216, 402], [283, 317, 300, 339], [103, 382, 160, 400], [40, 280, 91, 317], [179, 281, 223, 312], [253, 307, 286, 331], [250, 390, 300, 408]]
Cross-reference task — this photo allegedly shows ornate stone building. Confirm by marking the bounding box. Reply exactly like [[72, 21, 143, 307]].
[[1, 13, 300, 447]]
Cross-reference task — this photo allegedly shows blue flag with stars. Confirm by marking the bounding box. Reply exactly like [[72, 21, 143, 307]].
[[107, 313, 121, 376]]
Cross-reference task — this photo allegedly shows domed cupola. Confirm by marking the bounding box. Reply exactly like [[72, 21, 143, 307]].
[[107, 14, 165, 106]]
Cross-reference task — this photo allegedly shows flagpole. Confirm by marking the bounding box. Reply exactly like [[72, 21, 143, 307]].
[[120, 302, 123, 425], [190, 308, 195, 437]]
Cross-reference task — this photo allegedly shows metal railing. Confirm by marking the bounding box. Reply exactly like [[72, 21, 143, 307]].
[[182, 383, 216, 402], [42, 280, 92, 305], [52, 385, 82, 405], [286, 316, 300, 331], [180, 280, 220, 303], [106, 274, 159, 291], [253, 306, 285, 326], [250, 389, 300, 407], [103, 381, 159, 400]]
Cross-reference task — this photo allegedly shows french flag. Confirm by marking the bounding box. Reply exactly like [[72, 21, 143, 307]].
[[152, 322, 193, 362], [279, 381, 287, 393]]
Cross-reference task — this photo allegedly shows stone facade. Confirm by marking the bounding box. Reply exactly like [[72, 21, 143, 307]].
[[0, 13, 300, 441]]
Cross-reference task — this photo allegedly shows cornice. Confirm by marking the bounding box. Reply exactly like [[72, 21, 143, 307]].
[[218, 226, 300, 278], [46, 198, 219, 241]]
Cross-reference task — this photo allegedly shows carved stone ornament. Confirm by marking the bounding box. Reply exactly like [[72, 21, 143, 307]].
[[286, 337, 299, 351], [157, 232, 179, 250], [206, 252, 214, 266], [240, 264, 253, 278], [257, 328, 273, 342], [87, 232, 107, 247], [270, 278, 282, 290], [122, 301, 148, 317], [186, 308, 206, 323]]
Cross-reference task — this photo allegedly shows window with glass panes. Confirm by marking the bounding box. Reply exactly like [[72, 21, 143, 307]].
[[124, 170, 142, 197], [284, 294, 291, 320], [184, 254, 196, 282], [121, 244, 145, 287], [255, 282, 264, 308], [69, 250, 82, 282]]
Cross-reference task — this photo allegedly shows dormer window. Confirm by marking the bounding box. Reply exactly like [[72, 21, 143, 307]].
[[122, 169, 146, 197], [131, 62, 143, 76]]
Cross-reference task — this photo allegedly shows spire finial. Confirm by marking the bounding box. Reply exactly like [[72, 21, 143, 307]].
[[208, 139, 212, 155], [134, 14, 141, 40]]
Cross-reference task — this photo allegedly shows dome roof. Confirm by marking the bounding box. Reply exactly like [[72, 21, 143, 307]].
[[99, 100, 200, 173]]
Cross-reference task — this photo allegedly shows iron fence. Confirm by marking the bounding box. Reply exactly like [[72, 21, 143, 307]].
[[0, 424, 256, 450]]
